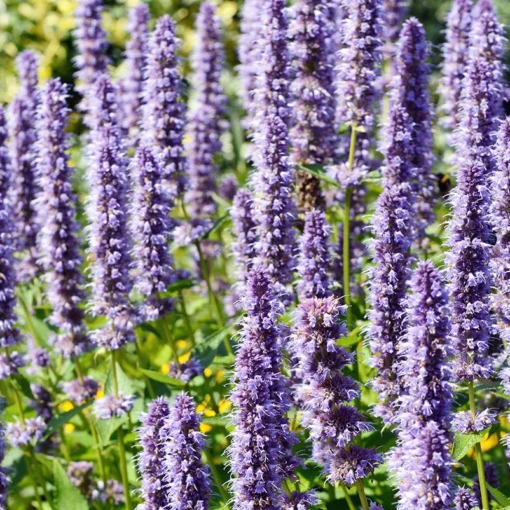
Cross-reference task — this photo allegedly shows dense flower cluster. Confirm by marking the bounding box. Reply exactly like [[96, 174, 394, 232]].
[[94, 394, 134, 420]]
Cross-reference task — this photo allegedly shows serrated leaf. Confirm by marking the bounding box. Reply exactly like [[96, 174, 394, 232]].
[[452, 428, 490, 461], [105, 359, 136, 396], [486, 483, 510, 507], [95, 416, 127, 446], [139, 368, 186, 387], [44, 401, 92, 439], [53, 459, 88, 510], [298, 164, 340, 188]]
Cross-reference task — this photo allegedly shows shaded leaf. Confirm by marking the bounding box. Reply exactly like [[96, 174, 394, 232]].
[[53, 459, 88, 510], [452, 428, 490, 461], [139, 369, 186, 387]]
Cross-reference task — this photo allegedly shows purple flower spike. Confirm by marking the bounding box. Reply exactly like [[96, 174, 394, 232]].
[[231, 188, 257, 285], [68, 461, 95, 500], [238, 0, 263, 123], [162, 393, 211, 510], [447, 60, 496, 382], [36, 78, 89, 357], [142, 15, 187, 198], [491, 119, 510, 350], [74, 0, 110, 117], [368, 182, 414, 420], [391, 19, 435, 235], [186, 2, 227, 218], [8, 50, 40, 281], [289, 0, 339, 211], [336, 0, 382, 173], [229, 267, 299, 508], [86, 75, 134, 350], [296, 209, 331, 300], [292, 297, 379, 483], [6, 417, 45, 447], [282, 491, 318, 510], [0, 107, 21, 349], [120, 3, 150, 141], [251, 0, 296, 293], [0, 416, 7, 508], [62, 377, 99, 405], [454, 488, 478, 510], [138, 397, 170, 510], [131, 146, 176, 321], [440, 0, 473, 134], [382, 0, 408, 43], [389, 261, 453, 509]]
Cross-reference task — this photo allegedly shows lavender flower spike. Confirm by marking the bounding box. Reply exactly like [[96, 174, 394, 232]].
[[86, 75, 134, 350], [162, 393, 211, 510], [296, 209, 332, 300], [0, 107, 21, 349], [35, 78, 89, 357], [292, 296, 380, 484], [8, 50, 40, 281], [0, 413, 8, 508], [229, 267, 298, 508], [439, 0, 473, 134], [74, 0, 110, 116], [185, 2, 227, 217], [447, 60, 496, 382], [491, 119, 510, 350], [137, 397, 170, 510], [382, 0, 408, 44], [120, 3, 150, 141], [389, 261, 453, 509], [289, 0, 339, 211], [131, 146, 176, 321], [142, 15, 187, 198], [392, 19, 435, 235], [251, 0, 296, 292], [336, 0, 382, 173]]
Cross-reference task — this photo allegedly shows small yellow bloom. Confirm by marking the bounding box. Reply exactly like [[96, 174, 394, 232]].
[[204, 409, 216, 418], [160, 363, 170, 375], [59, 401, 74, 413], [481, 433, 499, 452], [200, 423, 212, 434], [176, 340, 188, 351], [218, 400, 232, 414], [215, 370, 225, 383], [178, 352, 190, 364], [95, 388, 104, 400], [204, 368, 213, 378], [64, 424, 75, 434]]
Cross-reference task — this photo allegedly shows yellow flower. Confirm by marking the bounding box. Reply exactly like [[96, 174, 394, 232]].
[[215, 370, 225, 383], [204, 368, 213, 378], [178, 352, 190, 364], [64, 424, 75, 434], [58, 401, 74, 412], [200, 423, 212, 434], [218, 400, 232, 414], [160, 363, 170, 375]]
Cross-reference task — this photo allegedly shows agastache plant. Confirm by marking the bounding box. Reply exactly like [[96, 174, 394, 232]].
[[74, 0, 110, 118], [35, 78, 89, 357], [229, 267, 298, 508], [251, 0, 296, 295], [186, 2, 227, 218], [0, 415, 7, 508], [162, 394, 211, 510], [8, 50, 40, 281], [137, 397, 170, 509], [291, 296, 380, 489], [382, 0, 408, 44], [120, 3, 150, 141], [142, 15, 187, 198], [389, 261, 453, 509], [296, 209, 332, 300], [288, 0, 339, 211], [440, 0, 473, 135], [131, 146, 176, 321], [86, 75, 134, 350]]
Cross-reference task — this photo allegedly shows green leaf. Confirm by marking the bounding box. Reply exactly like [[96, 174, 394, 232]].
[[166, 279, 195, 292], [193, 323, 236, 367], [139, 368, 186, 387], [298, 164, 340, 188], [12, 375, 34, 400], [95, 416, 127, 446], [105, 359, 136, 396], [204, 214, 230, 239], [452, 428, 490, 461], [53, 459, 88, 510], [486, 484, 510, 507], [44, 402, 92, 439], [337, 326, 362, 347]]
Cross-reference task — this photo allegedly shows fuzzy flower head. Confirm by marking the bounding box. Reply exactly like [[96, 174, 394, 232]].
[[6, 417, 46, 447], [138, 397, 171, 510], [68, 461, 95, 500], [451, 409, 496, 434], [162, 393, 211, 510], [382, 0, 408, 43], [8, 50, 40, 281], [296, 209, 332, 300], [142, 14, 187, 198], [0, 352, 25, 380], [94, 394, 134, 420], [131, 146, 176, 321], [185, 2, 227, 218], [36, 78, 89, 357], [61, 377, 99, 405], [454, 488, 478, 510], [86, 75, 134, 350], [168, 359, 203, 383]]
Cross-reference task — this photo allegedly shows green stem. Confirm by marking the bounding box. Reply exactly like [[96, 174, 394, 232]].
[[468, 382, 489, 510], [111, 351, 132, 510], [161, 316, 180, 367], [179, 291, 195, 346], [205, 448, 230, 506], [343, 122, 358, 329], [340, 482, 356, 510], [28, 447, 54, 507], [356, 479, 370, 510], [24, 456, 44, 510]]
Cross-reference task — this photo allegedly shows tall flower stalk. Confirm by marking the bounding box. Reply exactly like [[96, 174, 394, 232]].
[[86, 75, 134, 350], [142, 15, 186, 199], [289, 0, 339, 211], [8, 50, 40, 281], [389, 261, 453, 509], [251, 0, 296, 296], [186, 2, 227, 218], [35, 78, 89, 357]]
